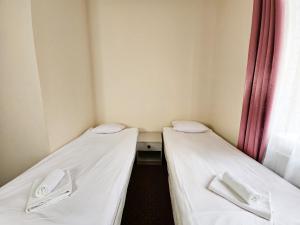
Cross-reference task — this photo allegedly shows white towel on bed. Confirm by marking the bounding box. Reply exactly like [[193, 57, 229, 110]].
[[208, 175, 272, 220], [35, 169, 65, 198], [222, 172, 261, 204], [26, 170, 72, 213]]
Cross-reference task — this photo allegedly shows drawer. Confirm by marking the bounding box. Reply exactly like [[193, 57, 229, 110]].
[[137, 142, 162, 151], [136, 151, 162, 165]]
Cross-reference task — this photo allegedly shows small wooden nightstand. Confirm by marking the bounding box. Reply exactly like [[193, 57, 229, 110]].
[[136, 132, 162, 165]]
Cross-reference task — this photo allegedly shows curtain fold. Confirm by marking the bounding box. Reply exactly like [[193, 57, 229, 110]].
[[237, 0, 284, 162]]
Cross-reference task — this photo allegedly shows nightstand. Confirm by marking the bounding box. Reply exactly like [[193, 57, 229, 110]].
[[136, 132, 162, 165]]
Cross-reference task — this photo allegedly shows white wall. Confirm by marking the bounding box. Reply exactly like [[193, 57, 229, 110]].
[[0, 0, 50, 186], [31, 0, 96, 151], [87, 0, 218, 131], [210, 0, 252, 144]]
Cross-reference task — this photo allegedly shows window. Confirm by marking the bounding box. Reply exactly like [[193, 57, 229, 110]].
[[263, 0, 300, 187]]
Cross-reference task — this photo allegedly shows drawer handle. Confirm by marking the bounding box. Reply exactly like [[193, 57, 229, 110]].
[[147, 145, 151, 149]]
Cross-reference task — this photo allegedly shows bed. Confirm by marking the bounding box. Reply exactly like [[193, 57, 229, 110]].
[[163, 127, 300, 225], [0, 128, 138, 225]]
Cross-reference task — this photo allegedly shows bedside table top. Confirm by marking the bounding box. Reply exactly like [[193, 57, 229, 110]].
[[138, 132, 162, 143]]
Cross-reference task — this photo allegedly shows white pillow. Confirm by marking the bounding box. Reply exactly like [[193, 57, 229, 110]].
[[172, 120, 209, 133], [93, 123, 126, 134]]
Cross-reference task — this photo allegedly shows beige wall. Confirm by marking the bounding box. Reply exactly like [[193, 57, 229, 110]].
[[31, 0, 96, 151], [209, 0, 252, 144], [87, 0, 252, 138], [0, 0, 95, 186], [0, 0, 50, 186], [0, 0, 252, 185], [87, 0, 218, 131]]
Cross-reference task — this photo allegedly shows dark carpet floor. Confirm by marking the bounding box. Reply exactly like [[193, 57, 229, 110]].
[[121, 163, 175, 225]]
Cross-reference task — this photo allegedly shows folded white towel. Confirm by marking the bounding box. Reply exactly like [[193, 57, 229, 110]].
[[208, 175, 272, 220], [35, 169, 65, 198], [26, 170, 72, 213], [222, 172, 261, 204]]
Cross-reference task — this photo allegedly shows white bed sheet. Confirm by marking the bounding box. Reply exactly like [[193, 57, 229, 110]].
[[163, 127, 300, 225], [0, 128, 138, 225]]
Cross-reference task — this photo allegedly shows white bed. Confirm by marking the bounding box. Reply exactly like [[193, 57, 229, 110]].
[[0, 128, 138, 225], [163, 127, 300, 225]]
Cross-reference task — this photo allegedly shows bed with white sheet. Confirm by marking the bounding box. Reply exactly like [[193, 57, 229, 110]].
[[0, 128, 138, 225], [163, 127, 300, 225]]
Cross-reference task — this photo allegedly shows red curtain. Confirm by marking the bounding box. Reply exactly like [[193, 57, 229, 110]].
[[237, 0, 284, 162]]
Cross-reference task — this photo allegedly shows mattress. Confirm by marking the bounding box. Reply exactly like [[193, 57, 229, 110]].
[[163, 127, 300, 225], [0, 128, 138, 225]]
